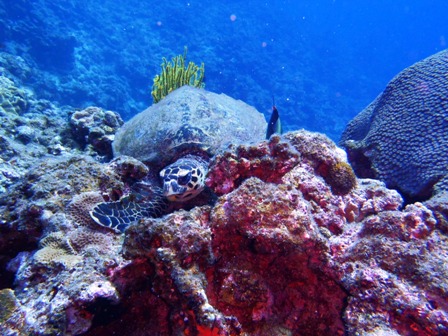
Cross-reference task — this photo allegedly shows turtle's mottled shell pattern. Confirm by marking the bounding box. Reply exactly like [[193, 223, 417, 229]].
[[113, 86, 267, 169]]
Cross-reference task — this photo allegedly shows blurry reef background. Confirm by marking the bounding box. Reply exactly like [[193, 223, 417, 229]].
[[1, 0, 447, 140]]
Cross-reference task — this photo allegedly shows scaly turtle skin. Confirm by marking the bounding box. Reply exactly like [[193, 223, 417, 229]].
[[90, 86, 267, 232], [90, 182, 169, 232], [159, 155, 208, 201]]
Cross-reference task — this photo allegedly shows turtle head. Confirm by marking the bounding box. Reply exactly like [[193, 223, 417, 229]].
[[159, 157, 207, 202]]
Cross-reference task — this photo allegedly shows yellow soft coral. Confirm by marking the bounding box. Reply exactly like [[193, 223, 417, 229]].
[[151, 47, 205, 103]]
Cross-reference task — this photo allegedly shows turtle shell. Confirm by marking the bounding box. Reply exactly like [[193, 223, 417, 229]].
[[113, 86, 267, 170]]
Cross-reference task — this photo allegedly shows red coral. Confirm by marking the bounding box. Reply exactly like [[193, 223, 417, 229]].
[[206, 135, 299, 195]]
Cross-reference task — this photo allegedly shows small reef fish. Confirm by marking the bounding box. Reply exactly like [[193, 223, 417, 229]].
[[266, 98, 282, 139]]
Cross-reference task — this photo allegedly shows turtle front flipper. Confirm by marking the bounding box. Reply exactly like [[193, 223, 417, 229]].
[[90, 188, 169, 233]]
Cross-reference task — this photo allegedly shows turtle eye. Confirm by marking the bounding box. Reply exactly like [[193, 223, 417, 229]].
[[177, 172, 192, 186]]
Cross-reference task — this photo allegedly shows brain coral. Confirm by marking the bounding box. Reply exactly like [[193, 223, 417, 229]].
[[67, 191, 105, 228], [340, 49, 448, 202]]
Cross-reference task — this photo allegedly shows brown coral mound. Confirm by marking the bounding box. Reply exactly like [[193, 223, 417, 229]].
[[325, 161, 357, 195]]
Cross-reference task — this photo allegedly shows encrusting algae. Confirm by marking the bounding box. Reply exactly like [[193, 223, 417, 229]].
[[0, 289, 19, 324]]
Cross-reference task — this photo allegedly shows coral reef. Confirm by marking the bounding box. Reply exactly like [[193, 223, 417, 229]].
[[151, 47, 205, 103], [0, 73, 139, 334], [0, 76, 28, 115], [424, 191, 448, 235], [0, 73, 113, 293], [4, 125, 448, 335], [340, 49, 448, 202], [0, 53, 32, 84], [70, 106, 124, 159], [0, 75, 78, 195], [33, 231, 82, 268], [89, 131, 445, 335], [9, 244, 123, 335], [0, 288, 19, 323], [67, 192, 107, 228], [324, 161, 357, 195], [0, 152, 128, 280], [206, 131, 350, 197], [1, 66, 447, 335]]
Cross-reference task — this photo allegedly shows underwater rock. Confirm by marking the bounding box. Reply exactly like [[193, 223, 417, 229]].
[[207, 131, 354, 197], [207, 176, 347, 335], [340, 49, 448, 203], [2, 152, 124, 334], [0, 153, 125, 254], [0, 150, 127, 308], [7, 230, 123, 336], [0, 53, 32, 84], [0, 74, 79, 196], [93, 131, 445, 335], [424, 190, 448, 235], [0, 288, 26, 334], [0, 288, 20, 324], [333, 202, 448, 335], [0, 76, 28, 116], [70, 106, 123, 159]]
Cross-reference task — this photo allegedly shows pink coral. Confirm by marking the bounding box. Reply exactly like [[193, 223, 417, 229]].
[[5, 130, 448, 335]]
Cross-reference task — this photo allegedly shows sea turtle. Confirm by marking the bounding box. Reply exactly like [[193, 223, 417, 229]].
[[90, 86, 268, 232]]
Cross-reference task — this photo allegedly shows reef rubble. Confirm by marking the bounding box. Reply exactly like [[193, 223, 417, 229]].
[[0, 73, 447, 335]]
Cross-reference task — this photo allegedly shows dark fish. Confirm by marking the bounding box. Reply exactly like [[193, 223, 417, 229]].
[[266, 98, 282, 139]]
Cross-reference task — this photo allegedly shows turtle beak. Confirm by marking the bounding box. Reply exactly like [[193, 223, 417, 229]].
[[163, 180, 186, 200]]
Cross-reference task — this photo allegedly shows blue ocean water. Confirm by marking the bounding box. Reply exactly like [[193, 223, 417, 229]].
[[1, 0, 447, 140]]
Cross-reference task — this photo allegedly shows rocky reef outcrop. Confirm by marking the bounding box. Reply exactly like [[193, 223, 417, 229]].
[[1, 55, 448, 335], [70, 106, 123, 160], [2, 123, 448, 335]]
